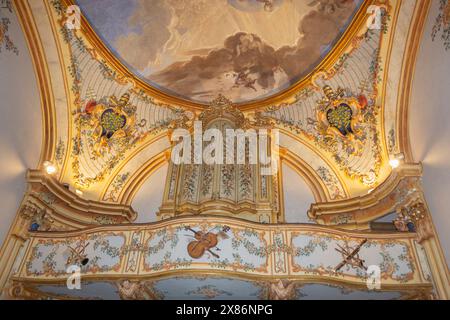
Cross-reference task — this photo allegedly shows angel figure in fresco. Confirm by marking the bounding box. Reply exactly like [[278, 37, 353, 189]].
[[256, 0, 275, 12], [116, 280, 161, 300], [268, 280, 297, 300], [307, 0, 353, 14], [233, 71, 258, 92]]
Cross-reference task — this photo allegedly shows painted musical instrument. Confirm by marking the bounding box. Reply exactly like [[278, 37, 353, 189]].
[[185, 226, 230, 259]]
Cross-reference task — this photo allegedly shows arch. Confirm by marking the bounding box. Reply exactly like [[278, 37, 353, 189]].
[[60, 0, 371, 111], [119, 152, 168, 206], [281, 151, 328, 203], [15, 0, 57, 168], [398, 0, 432, 162]]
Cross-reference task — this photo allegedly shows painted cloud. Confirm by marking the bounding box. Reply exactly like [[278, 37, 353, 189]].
[[77, 0, 362, 103]]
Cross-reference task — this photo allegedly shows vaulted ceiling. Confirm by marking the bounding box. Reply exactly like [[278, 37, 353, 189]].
[[0, 0, 433, 223], [2, 0, 450, 300], [75, 0, 363, 104]]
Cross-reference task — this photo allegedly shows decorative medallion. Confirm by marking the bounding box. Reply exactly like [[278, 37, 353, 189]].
[[83, 92, 142, 157], [317, 85, 364, 143]]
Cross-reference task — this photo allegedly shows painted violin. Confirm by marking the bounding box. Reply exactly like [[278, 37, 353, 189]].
[[185, 226, 230, 259]]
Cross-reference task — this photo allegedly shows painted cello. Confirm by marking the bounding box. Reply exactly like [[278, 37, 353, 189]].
[[185, 226, 230, 259]]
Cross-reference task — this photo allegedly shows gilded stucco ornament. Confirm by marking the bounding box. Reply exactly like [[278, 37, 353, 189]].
[[13, 170, 136, 237], [198, 94, 250, 129], [4, 0, 449, 301], [394, 200, 434, 244], [316, 85, 365, 155], [82, 92, 144, 158], [267, 280, 297, 300], [19, 202, 54, 232], [198, 94, 276, 129], [160, 95, 280, 223], [116, 280, 162, 300], [7, 282, 43, 300]]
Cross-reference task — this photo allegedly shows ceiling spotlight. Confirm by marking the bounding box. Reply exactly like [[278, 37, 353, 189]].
[[389, 158, 400, 169], [43, 161, 57, 175], [389, 153, 405, 169]]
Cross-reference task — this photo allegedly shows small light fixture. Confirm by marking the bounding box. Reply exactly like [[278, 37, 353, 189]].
[[43, 161, 57, 175], [75, 189, 83, 196], [389, 153, 405, 169], [389, 158, 400, 169]]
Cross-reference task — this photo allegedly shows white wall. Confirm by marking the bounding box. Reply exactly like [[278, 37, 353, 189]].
[[131, 164, 168, 223], [282, 163, 315, 223], [409, 1, 450, 266], [0, 10, 42, 245]]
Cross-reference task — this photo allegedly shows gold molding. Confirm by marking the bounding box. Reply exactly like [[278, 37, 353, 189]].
[[279, 129, 351, 197], [26, 169, 136, 223], [11, 215, 429, 291], [14, 0, 57, 167], [309, 163, 423, 228], [398, 0, 432, 161]]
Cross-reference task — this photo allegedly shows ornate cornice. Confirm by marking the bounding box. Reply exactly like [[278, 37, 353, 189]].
[[26, 169, 136, 227], [308, 163, 423, 228]]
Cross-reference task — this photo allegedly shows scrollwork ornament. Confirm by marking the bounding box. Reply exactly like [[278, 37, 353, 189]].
[[394, 200, 434, 244]]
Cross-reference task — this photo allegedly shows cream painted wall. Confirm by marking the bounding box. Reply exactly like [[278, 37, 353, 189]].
[[131, 164, 168, 223], [282, 163, 315, 224], [0, 11, 42, 245], [409, 1, 450, 266]]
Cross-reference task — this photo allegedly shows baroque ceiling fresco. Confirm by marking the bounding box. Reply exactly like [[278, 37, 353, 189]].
[[75, 0, 363, 104], [2, 0, 450, 301], [47, 0, 393, 204]]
